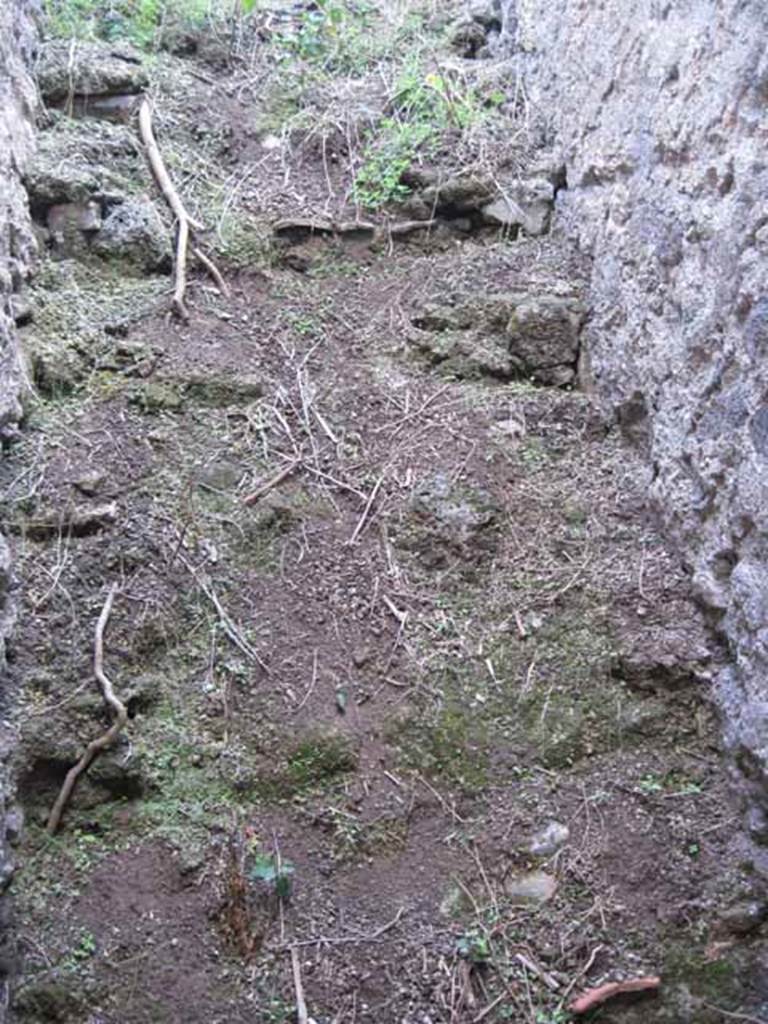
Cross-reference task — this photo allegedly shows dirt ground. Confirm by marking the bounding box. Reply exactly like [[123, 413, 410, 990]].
[[3, 4, 768, 1023]]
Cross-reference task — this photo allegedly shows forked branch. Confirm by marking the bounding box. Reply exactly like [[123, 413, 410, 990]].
[[138, 97, 228, 320]]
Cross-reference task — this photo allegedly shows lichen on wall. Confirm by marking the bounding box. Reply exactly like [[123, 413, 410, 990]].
[[501, 0, 768, 839]]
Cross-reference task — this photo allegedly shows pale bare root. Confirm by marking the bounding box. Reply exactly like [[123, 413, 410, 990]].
[[46, 584, 129, 835], [138, 97, 228, 320]]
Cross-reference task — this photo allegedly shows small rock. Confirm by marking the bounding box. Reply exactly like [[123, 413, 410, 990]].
[[198, 460, 243, 492], [131, 380, 185, 414], [273, 217, 335, 241], [73, 470, 105, 496], [5, 805, 24, 846], [450, 19, 488, 57], [405, 472, 501, 568], [352, 648, 371, 668], [92, 199, 172, 273], [25, 160, 100, 206], [491, 416, 526, 441], [68, 92, 141, 123], [182, 372, 264, 407], [421, 174, 495, 214], [178, 846, 205, 876], [18, 502, 118, 541], [440, 884, 471, 918], [36, 40, 148, 104], [46, 201, 102, 259], [12, 979, 86, 1022], [506, 294, 584, 386], [529, 821, 570, 856], [411, 288, 583, 386], [505, 870, 557, 905], [10, 293, 32, 326], [718, 900, 768, 936], [400, 166, 439, 190], [482, 178, 554, 236]]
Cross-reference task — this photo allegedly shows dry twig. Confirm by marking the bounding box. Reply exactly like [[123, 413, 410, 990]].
[[290, 947, 309, 1024], [243, 460, 301, 506], [272, 907, 404, 951], [348, 472, 386, 545], [47, 584, 128, 834]]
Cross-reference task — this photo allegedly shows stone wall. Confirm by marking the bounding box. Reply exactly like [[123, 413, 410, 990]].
[[0, 0, 39, 1012], [501, 0, 768, 834]]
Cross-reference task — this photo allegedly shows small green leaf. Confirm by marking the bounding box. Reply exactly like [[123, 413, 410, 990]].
[[336, 687, 348, 714], [275, 872, 292, 900], [251, 853, 278, 882], [251, 854, 295, 891]]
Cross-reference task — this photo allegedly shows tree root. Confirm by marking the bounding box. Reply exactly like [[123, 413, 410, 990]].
[[47, 584, 128, 835], [138, 97, 228, 320]]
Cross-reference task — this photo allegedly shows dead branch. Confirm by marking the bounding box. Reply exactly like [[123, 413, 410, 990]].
[[514, 952, 560, 992], [242, 460, 301, 506], [176, 549, 269, 673], [192, 246, 230, 297], [17, 502, 118, 541], [381, 218, 438, 238], [348, 471, 386, 545], [47, 584, 128, 834], [172, 213, 191, 320], [702, 1003, 768, 1024], [290, 948, 309, 1024], [138, 98, 227, 321], [271, 907, 404, 951], [568, 976, 660, 1015]]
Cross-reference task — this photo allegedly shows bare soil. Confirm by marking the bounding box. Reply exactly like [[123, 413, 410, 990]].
[[4, 7, 767, 1024]]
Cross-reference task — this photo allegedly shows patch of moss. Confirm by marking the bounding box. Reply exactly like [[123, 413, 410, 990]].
[[327, 808, 408, 863], [386, 701, 489, 793], [254, 728, 359, 801], [212, 213, 274, 271], [13, 979, 87, 1022], [130, 379, 185, 414], [485, 610, 673, 767], [663, 943, 743, 1004]]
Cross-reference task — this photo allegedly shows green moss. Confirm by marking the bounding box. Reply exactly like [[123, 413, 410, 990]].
[[287, 730, 359, 786], [663, 944, 742, 1004], [327, 808, 408, 862], [253, 728, 359, 801], [387, 701, 489, 793], [130, 379, 185, 414], [211, 213, 274, 271]]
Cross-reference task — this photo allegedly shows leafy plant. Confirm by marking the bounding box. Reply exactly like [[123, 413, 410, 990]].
[[535, 1011, 569, 1024], [62, 929, 97, 970], [44, 0, 215, 49], [354, 63, 486, 209], [271, 0, 374, 70], [250, 852, 295, 900], [456, 930, 491, 964], [636, 773, 664, 794]]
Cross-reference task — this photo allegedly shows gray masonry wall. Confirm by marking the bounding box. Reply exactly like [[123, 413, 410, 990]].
[[0, 0, 39, 1009], [501, 0, 768, 831]]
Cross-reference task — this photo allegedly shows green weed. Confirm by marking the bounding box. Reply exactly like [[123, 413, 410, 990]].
[[44, 0, 224, 49], [270, 0, 376, 72], [354, 64, 486, 209]]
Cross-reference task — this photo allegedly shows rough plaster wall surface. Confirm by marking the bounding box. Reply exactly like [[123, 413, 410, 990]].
[[501, 0, 768, 831], [0, 0, 38, 1007]]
